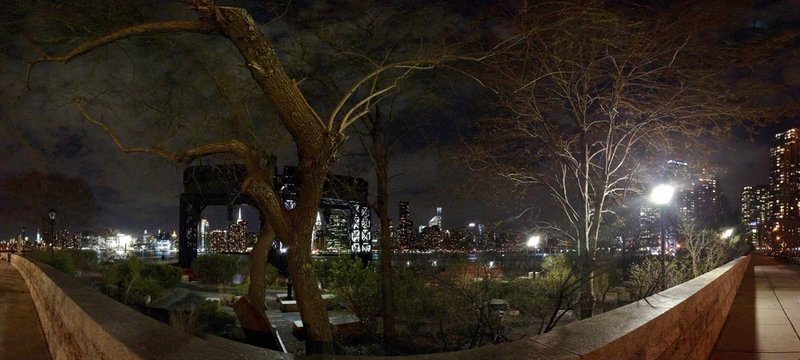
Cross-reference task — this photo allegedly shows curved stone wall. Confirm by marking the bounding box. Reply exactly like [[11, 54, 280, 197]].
[[387, 255, 750, 360], [11, 253, 749, 360], [9, 254, 290, 360]]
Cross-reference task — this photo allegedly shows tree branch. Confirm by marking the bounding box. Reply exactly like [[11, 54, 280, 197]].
[[30, 21, 216, 65]]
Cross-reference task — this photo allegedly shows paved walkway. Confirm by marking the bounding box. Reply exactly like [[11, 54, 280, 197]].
[[0, 257, 51, 360], [711, 255, 800, 359]]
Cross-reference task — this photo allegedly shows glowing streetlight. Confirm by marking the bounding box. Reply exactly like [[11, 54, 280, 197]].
[[48, 208, 57, 254], [721, 228, 735, 240], [649, 184, 675, 205], [527, 235, 541, 249], [649, 184, 674, 291]]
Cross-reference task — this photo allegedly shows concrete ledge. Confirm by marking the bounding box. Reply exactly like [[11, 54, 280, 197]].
[[365, 255, 751, 360], [408, 255, 750, 360], [10, 254, 290, 360], [10, 253, 749, 360], [280, 300, 298, 312]]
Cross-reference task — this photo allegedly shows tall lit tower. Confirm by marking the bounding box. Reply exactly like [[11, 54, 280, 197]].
[[429, 207, 443, 228], [199, 219, 210, 253], [767, 128, 800, 248], [742, 185, 770, 248], [398, 201, 414, 250]]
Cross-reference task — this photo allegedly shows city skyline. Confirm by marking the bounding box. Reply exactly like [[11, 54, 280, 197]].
[[1, 1, 798, 240]]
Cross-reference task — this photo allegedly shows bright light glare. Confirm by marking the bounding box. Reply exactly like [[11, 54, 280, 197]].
[[527, 235, 541, 248], [721, 228, 735, 239], [649, 184, 675, 205]]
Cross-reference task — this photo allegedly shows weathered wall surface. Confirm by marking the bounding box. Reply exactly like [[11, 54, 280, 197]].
[[10, 253, 749, 360], [10, 254, 290, 360], [529, 255, 751, 360]]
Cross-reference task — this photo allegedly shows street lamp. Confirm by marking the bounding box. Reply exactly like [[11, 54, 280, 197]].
[[48, 209, 56, 254], [20, 227, 27, 254], [649, 184, 675, 206], [527, 235, 541, 249], [649, 184, 675, 289], [721, 228, 735, 240]]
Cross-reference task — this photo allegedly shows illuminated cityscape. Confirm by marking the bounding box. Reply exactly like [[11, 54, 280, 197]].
[[638, 160, 726, 255], [743, 128, 800, 250]]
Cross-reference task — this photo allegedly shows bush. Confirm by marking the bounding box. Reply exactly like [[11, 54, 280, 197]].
[[230, 262, 280, 296], [265, 263, 280, 287], [628, 256, 688, 300], [192, 254, 238, 284], [100, 256, 176, 305], [64, 249, 99, 271], [26, 249, 77, 276], [170, 301, 240, 340], [327, 257, 381, 334], [142, 263, 181, 289]]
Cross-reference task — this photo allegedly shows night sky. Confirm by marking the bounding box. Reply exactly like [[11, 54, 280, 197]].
[[1, 1, 799, 238]]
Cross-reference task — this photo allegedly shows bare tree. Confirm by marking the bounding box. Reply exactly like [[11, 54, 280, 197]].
[[466, 2, 770, 319], [678, 220, 735, 278], [24, 0, 466, 353]]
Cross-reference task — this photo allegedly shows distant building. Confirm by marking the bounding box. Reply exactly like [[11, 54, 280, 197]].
[[639, 160, 726, 254], [208, 219, 255, 253], [397, 201, 415, 250], [198, 219, 209, 253], [429, 207, 443, 228], [741, 185, 770, 247], [766, 128, 800, 249], [683, 168, 724, 228]]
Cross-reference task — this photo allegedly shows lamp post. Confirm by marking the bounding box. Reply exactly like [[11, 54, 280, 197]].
[[48, 209, 56, 254], [649, 184, 674, 289], [20, 227, 27, 253], [527, 235, 541, 275]]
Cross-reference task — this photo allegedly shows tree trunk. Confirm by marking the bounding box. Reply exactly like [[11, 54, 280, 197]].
[[288, 153, 337, 355], [205, 6, 338, 353], [376, 159, 397, 346], [577, 131, 595, 319], [371, 117, 397, 348], [578, 253, 596, 319]]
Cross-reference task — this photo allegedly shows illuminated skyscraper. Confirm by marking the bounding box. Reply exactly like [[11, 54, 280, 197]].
[[684, 169, 724, 228], [639, 160, 726, 253], [397, 201, 414, 250], [741, 185, 770, 247], [428, 207, 443, 228], [199, 218, 209, 253], [766, 128, 800, 248]]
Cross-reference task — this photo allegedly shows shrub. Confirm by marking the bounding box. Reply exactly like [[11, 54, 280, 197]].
[[101, 256, 174, 305], [231, 262, 280, 296], [64, 249, 99, 271], [327, 257, 381, 334], [170, 301, 240, 340], [142, 263, 181, 289], [192, 254, 238, 284], [27, 249, 77, 276], [265, 263, 280, 287]]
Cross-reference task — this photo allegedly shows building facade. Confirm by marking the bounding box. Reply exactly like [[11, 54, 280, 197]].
[[741, 185, 770, 248], [766, 129, 800, 249]]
